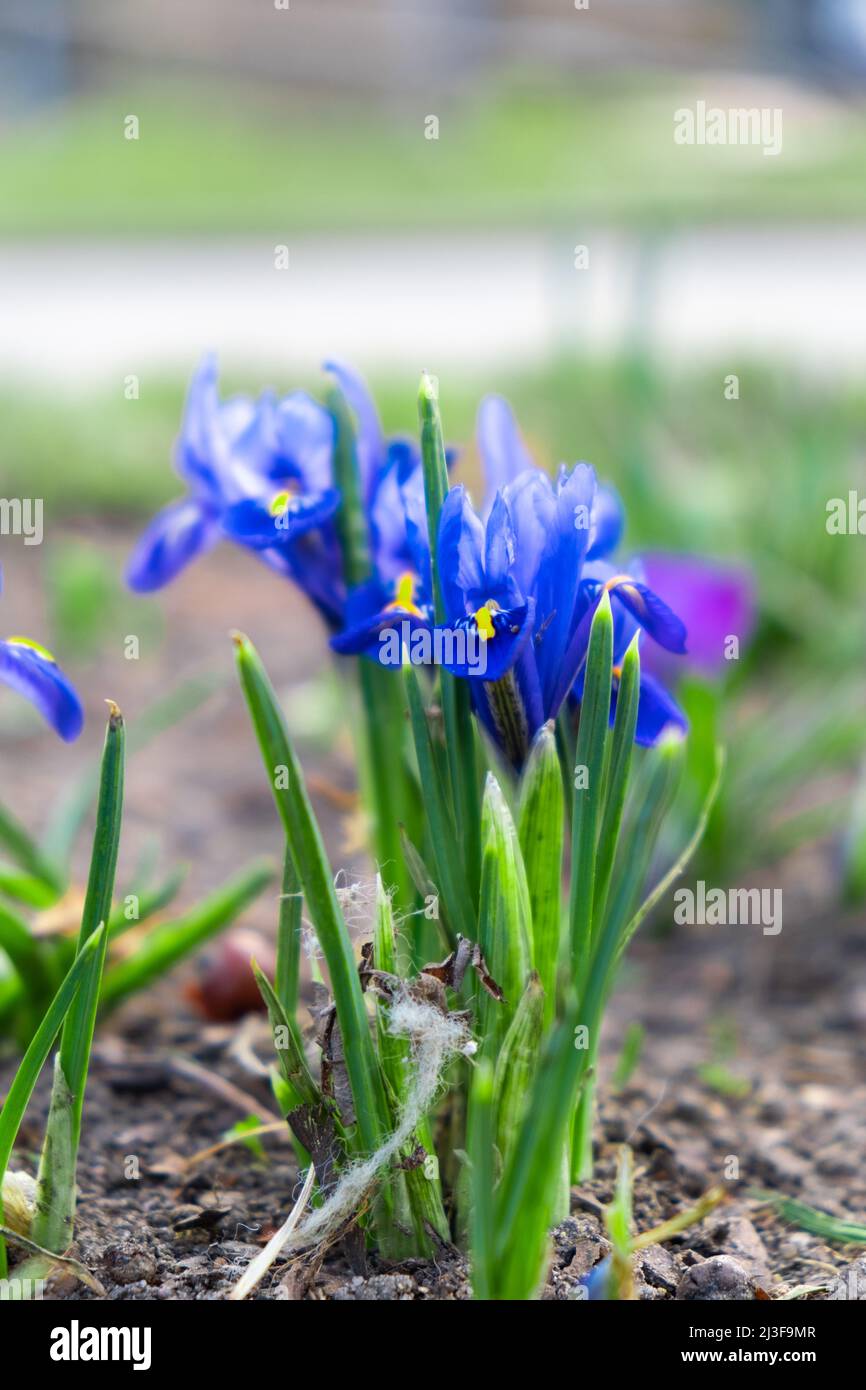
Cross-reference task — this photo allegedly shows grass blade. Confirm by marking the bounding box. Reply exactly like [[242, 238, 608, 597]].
[[468, 1057, 495, 1301], [592, 633, 640, 932], [403, 662, 475, 942], [517, 722, 564, 1028], [0, 924, 105, 1277], [478, 773, 532, 1046], [0, 801, 62, 897], [56, 701, 125, 1146], [418, 372, 481, 905], [275, 841, 302, 1018], [373, 877, 449, 1248], [233, 633, 390, 1155], [31, 703, 124, 1255], [568, 592, 614, 973], [493, 972, 544, 1170]]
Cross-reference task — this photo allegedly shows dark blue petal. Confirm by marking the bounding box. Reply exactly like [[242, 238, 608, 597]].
[[534, 463, 597, 712], [437, 599, 534, 683], [0, 639, 84, 741], [223, 487, 340, 550], [477, 395, 534, 514], [502, 469, 557, 599], [573, 663, 687, 748], [369, 445, 417, 582], [126, 497, 218, 592], [436, 486, 486, 622], [176, 355, 259, 500], [273, 392, 335, 496], [398, 464, 433, 597], [587, 485, 624, 560], [278, 531, 346, 631], [606, 578, 688, 654], [484, 492, 517, 590], [331, 599, 432, 665], [631, 671, 688, 746]]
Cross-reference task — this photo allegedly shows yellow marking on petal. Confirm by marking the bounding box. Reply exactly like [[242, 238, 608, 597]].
[[474, 605, 496, 642], [270, 489, 292, 516], [384, 571, 423, 619], [612, 664, 622, 680], [5, 636, 56, 662], [604, 574, 645, 614]]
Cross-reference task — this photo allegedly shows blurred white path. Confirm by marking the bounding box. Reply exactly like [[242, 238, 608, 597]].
[[1, 226, 865, 388]]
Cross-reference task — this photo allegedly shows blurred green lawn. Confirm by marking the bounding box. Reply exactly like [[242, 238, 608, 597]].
[[4, 78, 866, 236]]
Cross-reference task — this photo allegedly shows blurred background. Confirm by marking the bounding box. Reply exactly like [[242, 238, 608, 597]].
[[1, 0, 865, 915]]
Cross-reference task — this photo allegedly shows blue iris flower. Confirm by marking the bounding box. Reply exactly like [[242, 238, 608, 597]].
[[433, 463, 687, 768], [334, 389, 686, 765], [0, 574, 83, 741], [127, 357, 434, 638], [126, 355, 345, 625]]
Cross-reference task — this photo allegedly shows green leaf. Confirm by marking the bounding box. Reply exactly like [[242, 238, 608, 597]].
[[32, 704, 125, 1256], [33, 1055, 76, 1257], [0, 869, 60, 909], [468, 1057, 495, 1301], [251, 959, 319, 1108], [372, 878, 449, 1248], [275, 842, 302, 1018], [568, 592, 614, 975], [326, 381, 371, 589], [57, 702, 125, 1146], [403, 662, 475, 942], [478, 774, 532, 1047], [399, 825, 454, 950], [592, 633, 640, 935], [0, 802, 62, 896], [517, 723, 564, 1029], [418, 371, 481, 905], [100, 859, 274, 1010], [233, 633, 390, 1155], [757, 1193, 866, 1246], [491, 1002, 592, 1299], [0, 924, 105, 1278], [0, 902, 53, 1009], [105, 862, 187, 940], [614, 744, 725, 967], [612, 1021, 644, 1091], [356, 659, 416, 913], [493, 972, 544, 1171]]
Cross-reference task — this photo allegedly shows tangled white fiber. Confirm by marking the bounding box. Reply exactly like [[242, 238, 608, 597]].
[[230, 989, 471, 1299]]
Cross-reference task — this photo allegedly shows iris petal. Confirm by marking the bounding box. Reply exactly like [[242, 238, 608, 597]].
[[631, 671, 688, 746], [0, 640, 84, 741], [437, 486, 486, 623], [223, 488, 340, 549], [607, 579, 688, 654], [273, 393, 335, 496], [534, 462, 596, 711], [126, 497, 219, 593], [437, 599, 533, 682], [587, 485, 624, 560], [477, 395, 534, 514]]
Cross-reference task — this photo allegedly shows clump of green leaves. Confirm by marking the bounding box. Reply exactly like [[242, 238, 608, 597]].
[[227, 374, 723, 1301], [0, 681, 273, 1050]]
